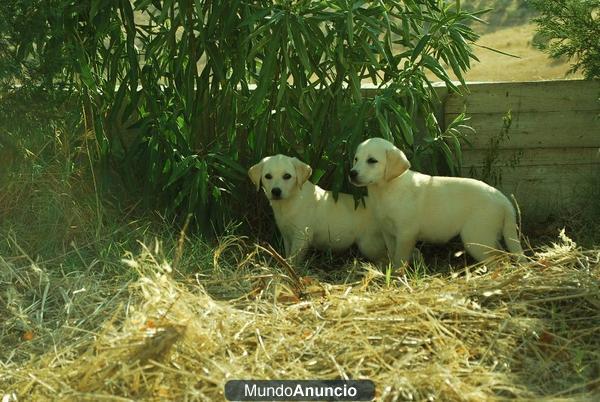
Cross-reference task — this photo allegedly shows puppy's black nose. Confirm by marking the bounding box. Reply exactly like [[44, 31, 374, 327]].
[[349, 169, 358, 179], [271, 187, 282, 198]]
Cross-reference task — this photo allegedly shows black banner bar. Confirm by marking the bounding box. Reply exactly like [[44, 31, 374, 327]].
[[225, 380, 375, 401]]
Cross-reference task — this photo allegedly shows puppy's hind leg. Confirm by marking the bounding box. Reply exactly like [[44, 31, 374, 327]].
[[502, 202, 525, 260], [460, 222, 501, 262]]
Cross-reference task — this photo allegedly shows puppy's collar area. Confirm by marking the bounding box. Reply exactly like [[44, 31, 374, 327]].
[[365, 171, 412, 196]]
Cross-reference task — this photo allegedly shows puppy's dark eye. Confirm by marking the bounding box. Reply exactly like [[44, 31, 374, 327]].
[[367, 158, 378, 164], [283, 173, 292, 180], [265, 174, 272, 180]]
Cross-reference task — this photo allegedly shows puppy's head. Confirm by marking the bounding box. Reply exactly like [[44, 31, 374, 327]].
[[349, 138, 411, 187], [248, 154, 312, 201]]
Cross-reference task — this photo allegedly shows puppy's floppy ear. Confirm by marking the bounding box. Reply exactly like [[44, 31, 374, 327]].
[[248, 160, 265, 191], [385, 147, 411, 181], [292, 157, 312, 188]]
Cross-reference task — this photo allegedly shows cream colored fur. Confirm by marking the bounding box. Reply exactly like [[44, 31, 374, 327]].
[[350, 138, 524, 266], [249, 154, 386, 264]]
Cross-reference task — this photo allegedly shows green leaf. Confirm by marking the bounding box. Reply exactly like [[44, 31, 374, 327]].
[[472, 43, 521, 59], [346, 11, 354, 45], [289, 21, 312, 72], [374, 96, 391, 139], [249, 30, 280, 114], [165, 155, 197, 188], [450, 134, 463, 168], [421, 54, 459, 93], [411, 33, 431, 62], [439, 140, 456, 176]]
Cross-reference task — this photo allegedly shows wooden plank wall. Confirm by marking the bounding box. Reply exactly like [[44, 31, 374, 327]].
[[441, 80, 600, 217]]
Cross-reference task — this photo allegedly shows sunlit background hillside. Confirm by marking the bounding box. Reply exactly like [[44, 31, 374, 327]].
[[447, 0, 583, 81]]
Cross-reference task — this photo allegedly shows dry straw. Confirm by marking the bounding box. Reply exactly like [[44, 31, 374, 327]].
[[1, 232, 599, 401]]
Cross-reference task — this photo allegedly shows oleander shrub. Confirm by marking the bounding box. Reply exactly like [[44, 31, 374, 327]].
[[1, 0, 484, 235]]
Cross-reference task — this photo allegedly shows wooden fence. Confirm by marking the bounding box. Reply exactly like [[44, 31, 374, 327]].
[[439, 80, 600, 217]]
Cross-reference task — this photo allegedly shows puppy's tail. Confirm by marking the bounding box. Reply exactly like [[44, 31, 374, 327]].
[[502, 199, 525, 260]]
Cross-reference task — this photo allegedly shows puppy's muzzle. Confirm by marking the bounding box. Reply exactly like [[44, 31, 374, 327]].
[[349, 169, 360, 185], [271, 187, 282, 199]]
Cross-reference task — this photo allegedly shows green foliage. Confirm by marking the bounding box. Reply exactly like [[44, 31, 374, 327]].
[[468, 109, 522, 187], [528, 0, 600, 79], [1, 0, 484, 236], [0, 1, 68, 88]]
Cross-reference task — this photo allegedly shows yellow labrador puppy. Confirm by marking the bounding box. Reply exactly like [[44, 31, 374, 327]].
[[349, 138, 524, 266], [249, 154, 386, 264]]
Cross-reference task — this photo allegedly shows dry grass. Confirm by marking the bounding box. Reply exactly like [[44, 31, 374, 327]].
[[1, 232, 599, 401], [457, 24, 584, 82]]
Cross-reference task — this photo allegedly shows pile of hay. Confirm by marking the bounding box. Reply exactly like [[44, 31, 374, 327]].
[[1, 233, 599, 401]]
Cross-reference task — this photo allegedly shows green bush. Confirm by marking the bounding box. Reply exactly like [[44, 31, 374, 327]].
[[1, 1, 484, 236], [528, 0, 600, 79]]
